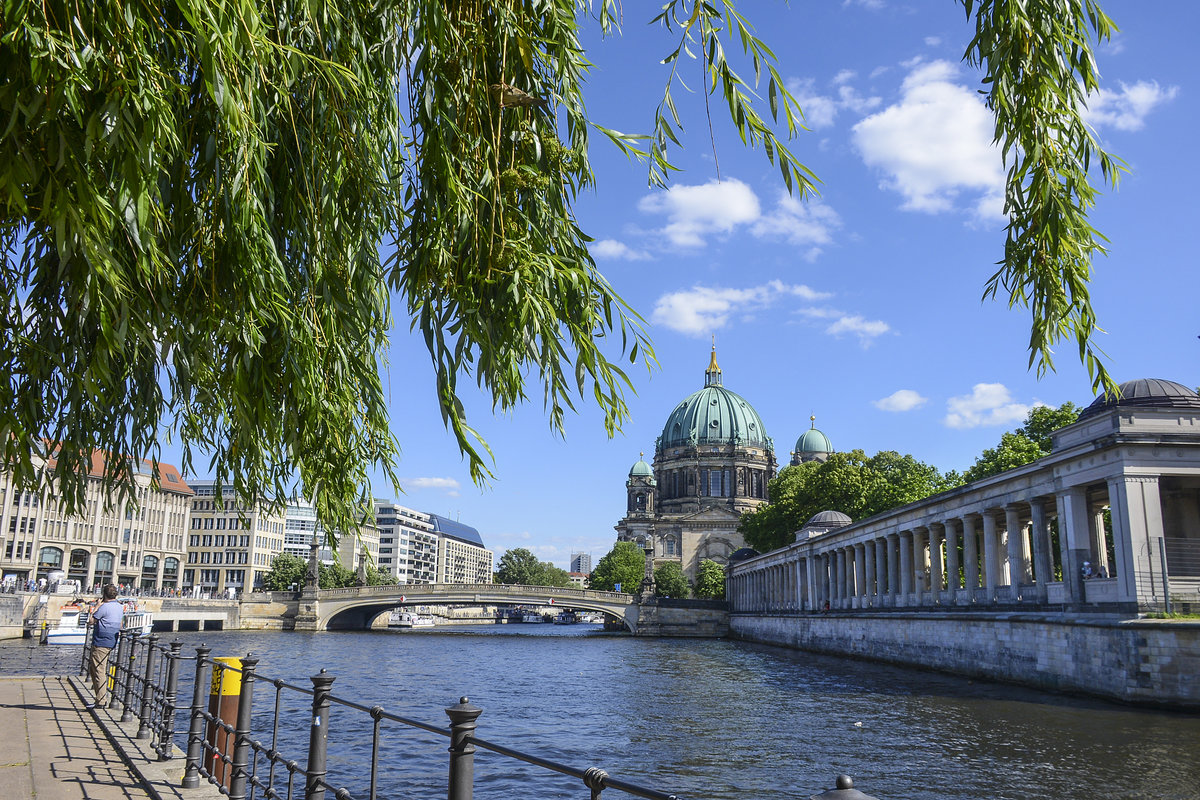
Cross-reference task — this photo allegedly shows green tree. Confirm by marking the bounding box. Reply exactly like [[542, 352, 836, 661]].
[[2, 2, 1120, 538], [261, 554, 308, 592], [693, 559, 726, 600], [653, 562, 690, 598], [496, 548, 544, 585], [589, 542, 646, 594], [318, 562, 357, 589], [363, 565, 398, 587], [539, 565, 574, 589], [962, 402, 1080, 483], [739, 450, 956, 553]]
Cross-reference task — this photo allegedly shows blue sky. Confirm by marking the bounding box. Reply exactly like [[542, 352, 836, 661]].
[[205, 2, 1200, 569]]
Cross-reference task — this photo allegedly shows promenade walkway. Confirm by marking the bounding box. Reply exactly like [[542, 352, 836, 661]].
[[0, 675, 219, 800]]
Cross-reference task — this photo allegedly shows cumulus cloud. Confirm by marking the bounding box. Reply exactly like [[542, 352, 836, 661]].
[[406, 477, 461, 496], [788, 78, 881, 130], [924, 36, 942, 47], [1084, 80, 1178, 132], [638, 179, 840, 256], [825, 314, 891, 345], [852, 59, 1005, 219], [591, 239, 651, 261], [637, 178, 760, 248], [843, 0, 885, 9], [874, 389, 928, 412], [653, 281, 832, 336], [943, 383, 1033, 429]]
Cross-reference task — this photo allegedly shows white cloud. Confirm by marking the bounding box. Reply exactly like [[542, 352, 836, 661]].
[[1084, 80, 1178, 132], [943, 383, 1033, 429], [638, 179, 840, 256], [653, 281, 832, 336], [637, 178, 760, 248], [852, 59, 1005, 219], [874, 389, 928, 412], [924, 36, 942, 47], [825, 314, 891, 345], [406, 477, 462, 496], [843, 0, 885, 9], [788, 78, 881, 130], [591, 239, 651, 261]]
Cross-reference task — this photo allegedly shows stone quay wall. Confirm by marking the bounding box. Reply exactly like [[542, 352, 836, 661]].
[[731, 612, 1200, 708], [0, 595, 22, 639]]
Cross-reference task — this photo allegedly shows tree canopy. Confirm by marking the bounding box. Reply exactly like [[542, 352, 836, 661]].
[[693, 559, 726, 600], [2, 1, 1120, 540], [589, 541, 645, 594], [495, 547, 572, 587], [260, 553, 395, 590], [653, 561, 690, 599], [739, 450, 958, 553], [961, 402, 1080, 483]]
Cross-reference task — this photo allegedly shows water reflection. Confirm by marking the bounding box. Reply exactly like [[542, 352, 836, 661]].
[[3, 625, 1197, 800]]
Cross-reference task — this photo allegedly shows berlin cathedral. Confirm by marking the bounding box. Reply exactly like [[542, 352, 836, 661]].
[[615, 347, 833, 581]]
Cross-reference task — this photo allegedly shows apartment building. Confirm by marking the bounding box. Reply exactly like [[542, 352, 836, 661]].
[[281, 496, 379, 576], [1, 450, 191, 592], [430, 514, 493, 585], [182, 481, 287, 596]]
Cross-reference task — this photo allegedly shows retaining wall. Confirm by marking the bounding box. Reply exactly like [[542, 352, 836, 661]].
[[731, 612, 1200, 708], [0, 595, 22, 639]]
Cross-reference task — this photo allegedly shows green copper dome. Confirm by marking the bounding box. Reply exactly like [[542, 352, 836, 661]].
[[658, 349, 771, 450], [795, 427, 832, 455], [629, 455, 654, 478]]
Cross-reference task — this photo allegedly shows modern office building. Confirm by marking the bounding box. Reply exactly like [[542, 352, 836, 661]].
[[373, 501, 438, 584], [182, 481, 287, 596], [430, 514, 494, 584], [281, 496, 378, 575], [0, 449, 192, 592], [570, 552, 592, 575]]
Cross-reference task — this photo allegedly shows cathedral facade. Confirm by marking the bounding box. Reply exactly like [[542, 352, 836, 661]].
[[616, 348, 831, 581]]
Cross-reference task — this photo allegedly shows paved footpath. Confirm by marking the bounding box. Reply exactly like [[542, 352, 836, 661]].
[[0, 675, 221, 800]]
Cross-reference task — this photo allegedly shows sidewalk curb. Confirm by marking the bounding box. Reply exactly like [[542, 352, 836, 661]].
[[67, 675, 224, 800]]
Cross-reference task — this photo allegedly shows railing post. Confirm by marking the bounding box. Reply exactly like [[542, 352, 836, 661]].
[[183, 645, 212, 789], [108, 632, 128, 711], [305, 669, 335, 800], [445, 697, 482, 800], [228, 655, 258, 800], [137, 634, 159, 738], [121, 631, 140, 721], [159, 641, 183, 761], [1158, 537, 1172, 614]]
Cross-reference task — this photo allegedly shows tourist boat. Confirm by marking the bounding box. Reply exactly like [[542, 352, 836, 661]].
[[522, 611, 546, 624], [121, 606, 154, 635], [391, 611, 435, 628], [554, 611, 578, 625], [44, 603, 88, 645]]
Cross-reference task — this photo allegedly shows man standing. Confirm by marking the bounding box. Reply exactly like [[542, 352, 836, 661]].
[[88, 584, 123, 710]]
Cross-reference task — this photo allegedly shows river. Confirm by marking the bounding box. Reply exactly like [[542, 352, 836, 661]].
[[3, 623, 1199, 800]]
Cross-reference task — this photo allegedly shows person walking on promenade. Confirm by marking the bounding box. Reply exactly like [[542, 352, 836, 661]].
[[87, 583, 123, 710]]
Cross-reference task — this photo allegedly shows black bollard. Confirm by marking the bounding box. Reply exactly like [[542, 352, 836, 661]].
[[228, 655, 258, 800], [182, 645, 212, 788], [159, 641, 183, 760], [137, 634, 159, 738], [305, 669, 335, 800], [446, 697, 482, 800], [809, 774, 880, 800]]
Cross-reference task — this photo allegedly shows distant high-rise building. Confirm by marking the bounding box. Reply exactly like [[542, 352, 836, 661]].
[[570, 552, 591, 574]]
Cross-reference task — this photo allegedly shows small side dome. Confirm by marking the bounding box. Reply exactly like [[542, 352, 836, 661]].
[[792, 415, 833, 464], [728, 547, 760, 563], [629, 453, 654, 479], [796, 509, 852, 541], [1078, 378, 1200, 420]]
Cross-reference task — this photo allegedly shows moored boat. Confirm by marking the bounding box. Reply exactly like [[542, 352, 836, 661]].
[[45, 604, 87, 645]]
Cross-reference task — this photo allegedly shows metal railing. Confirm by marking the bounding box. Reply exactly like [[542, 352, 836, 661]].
[[85, 635, 682, 800]]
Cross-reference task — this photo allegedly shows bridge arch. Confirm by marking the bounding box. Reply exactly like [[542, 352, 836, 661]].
[[310, 584, 639, 633]]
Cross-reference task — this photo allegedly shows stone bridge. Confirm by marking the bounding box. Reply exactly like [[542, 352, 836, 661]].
[[293, 583, 641, 632]]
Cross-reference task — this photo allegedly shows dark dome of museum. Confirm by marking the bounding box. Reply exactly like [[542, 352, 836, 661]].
[[1078, 378, 1200, 420]]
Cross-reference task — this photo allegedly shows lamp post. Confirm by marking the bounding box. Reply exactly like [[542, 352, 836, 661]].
[[639, 537, 655, 600]]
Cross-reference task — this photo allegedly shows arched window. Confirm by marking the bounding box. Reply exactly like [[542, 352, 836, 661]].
[[142, 555, 159, 574], [665, 538, 676, 556], [635, 493, 646, 511], [163, 558, 180, 578], [37, 546, 63, 569], [95, 551, 115, 578]]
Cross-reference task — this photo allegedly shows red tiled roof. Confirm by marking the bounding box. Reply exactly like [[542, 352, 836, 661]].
[[43, 444, 195, 496]]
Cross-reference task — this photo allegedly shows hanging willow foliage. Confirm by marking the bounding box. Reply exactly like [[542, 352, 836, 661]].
[[1, 0, 1119, 540]]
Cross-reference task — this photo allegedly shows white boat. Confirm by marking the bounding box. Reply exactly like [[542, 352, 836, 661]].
[[45, 604, 87, 645], [522, 611, 546, 624], [391, 611, 435, 628]]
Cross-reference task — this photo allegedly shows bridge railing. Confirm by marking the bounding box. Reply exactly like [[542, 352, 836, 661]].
[[89, 634, 680, 800], [315, 582, 633, 603]]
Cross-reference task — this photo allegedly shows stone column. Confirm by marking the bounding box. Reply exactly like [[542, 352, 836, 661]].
[[854, 544, 867, 609], [982, 511, 1000, 600], [963, 515, 979, 595], [944, 518, 961, 601], [863, 541, 876, 607], [1107, 475, 1165, 608], [912, 528, 926, 603], [929, 524, 944, 602], [1030, 501, 1052, 602], [1005, 504, 1027, 600], [874, 539, 887, 605], [806, 556, 818, 610], [887, 533, 901, 604], [899, 531, 913, 603], [1056, 488, 1090, 604]]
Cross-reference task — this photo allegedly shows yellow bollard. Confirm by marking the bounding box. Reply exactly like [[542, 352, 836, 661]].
[[204, 657, 242, 788]]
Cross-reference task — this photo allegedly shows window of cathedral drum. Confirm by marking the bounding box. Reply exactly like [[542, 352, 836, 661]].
[[666, 538, 676, 555], [724, 470, 731, 497], [635, 493, 646, 511], [708, 470, 722, 497]]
